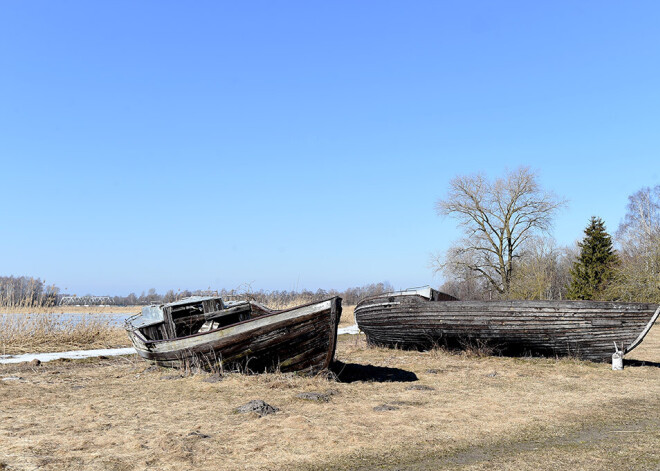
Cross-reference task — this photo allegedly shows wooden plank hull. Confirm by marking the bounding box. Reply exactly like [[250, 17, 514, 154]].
[[127, 297, 342, 373], [355, 294, 658, 362]]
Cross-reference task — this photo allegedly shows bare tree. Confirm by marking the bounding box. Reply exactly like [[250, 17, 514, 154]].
[[617, 185, 660, 251], [0, 276, 59, 308], [438, 261, 494, 300], [606, 185, 660, 302], [435, 167, 566, 296], [508, 237, 574, 300]]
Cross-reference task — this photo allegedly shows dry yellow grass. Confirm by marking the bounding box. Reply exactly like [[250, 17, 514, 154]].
[[266, 299, 355, 329], [0, 313, 129, 355], [1, 322, 659, 470], [338, 304, 355, 328], [0, 305, 139, 315]]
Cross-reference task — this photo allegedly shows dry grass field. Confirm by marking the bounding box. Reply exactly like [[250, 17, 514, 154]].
[[1, 316, 659, 470]]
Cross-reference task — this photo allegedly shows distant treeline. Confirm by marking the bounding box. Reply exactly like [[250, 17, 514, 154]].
[[0, 276, 60, 308], [92, 282, 395, 307], [0, 278, 395, 308]]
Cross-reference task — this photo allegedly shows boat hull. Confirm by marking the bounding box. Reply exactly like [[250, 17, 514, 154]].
[[355, 294, 658, 362], [127, 297, 342, 373]]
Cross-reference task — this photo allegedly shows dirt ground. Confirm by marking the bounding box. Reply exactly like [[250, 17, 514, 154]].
[[1, 323, 659, 471]]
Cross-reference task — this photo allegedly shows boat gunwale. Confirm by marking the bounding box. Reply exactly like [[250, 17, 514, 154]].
[[355, 295, 658, 312], [128, 296, 341, 346]]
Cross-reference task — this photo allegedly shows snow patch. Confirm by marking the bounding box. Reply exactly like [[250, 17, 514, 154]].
[[338, 324, 360, 335], [0, 347, 136, 364]]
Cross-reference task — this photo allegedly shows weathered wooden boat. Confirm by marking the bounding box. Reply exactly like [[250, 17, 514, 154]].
[[354, 287, 660, 362], [125, 295, 342, 373]]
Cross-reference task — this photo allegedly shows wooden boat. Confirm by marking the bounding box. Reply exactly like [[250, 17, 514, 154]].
[[125, 295, 342, 373], [354, 287, 660, 362]]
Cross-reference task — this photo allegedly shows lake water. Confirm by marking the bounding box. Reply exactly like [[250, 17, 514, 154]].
[[1, 312, 132, 327], [62, 313, 131, 326]]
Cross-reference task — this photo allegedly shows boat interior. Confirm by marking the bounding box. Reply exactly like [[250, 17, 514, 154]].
[[127, 297, 273, 342]]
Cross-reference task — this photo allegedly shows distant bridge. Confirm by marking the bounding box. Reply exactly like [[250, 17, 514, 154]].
[[59, 296, 114, 306]]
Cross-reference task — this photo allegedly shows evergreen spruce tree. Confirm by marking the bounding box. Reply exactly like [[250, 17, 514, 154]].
[[567, 217, 618, 300]]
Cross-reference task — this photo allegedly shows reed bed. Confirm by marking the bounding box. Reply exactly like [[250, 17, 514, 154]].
[[0, 313, 129, 355], [0, 305, 139, 315]]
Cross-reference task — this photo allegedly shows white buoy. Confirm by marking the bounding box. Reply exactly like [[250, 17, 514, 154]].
[[612, 342, 624, 370]]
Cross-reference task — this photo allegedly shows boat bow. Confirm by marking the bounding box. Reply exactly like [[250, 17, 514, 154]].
[[624, 304, 660, 354]]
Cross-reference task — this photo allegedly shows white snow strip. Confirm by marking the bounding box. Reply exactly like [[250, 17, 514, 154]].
[[338, 324, 360, 335], [0, 347, 136, 364]]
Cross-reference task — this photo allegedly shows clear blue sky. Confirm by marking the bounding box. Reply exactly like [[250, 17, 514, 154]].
[[1, 2, 659, 295]]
